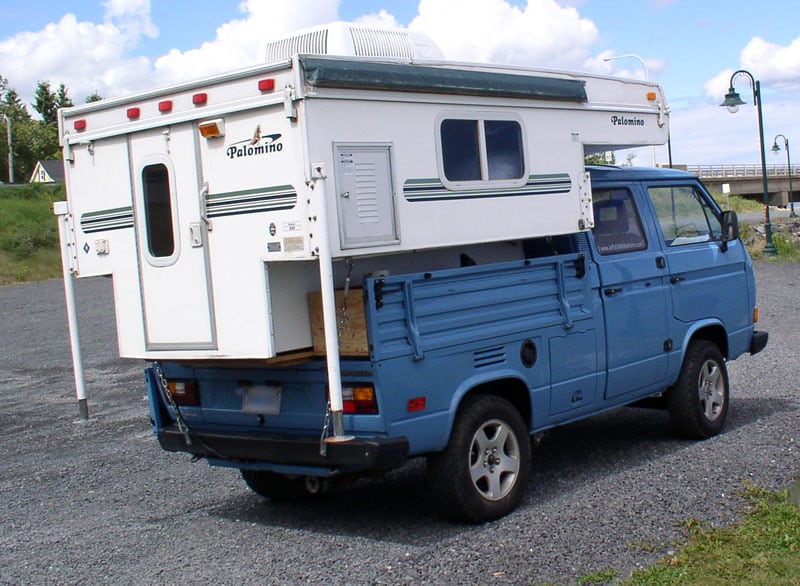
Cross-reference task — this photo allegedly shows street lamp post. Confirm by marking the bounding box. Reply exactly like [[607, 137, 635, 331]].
[[1, 114, 12, 184], [771, 134, 796, 218], [720, 69, 777, 256]]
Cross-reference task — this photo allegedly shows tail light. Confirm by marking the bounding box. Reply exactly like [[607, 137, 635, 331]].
[[166, 380, 200, 407], [342, 384, 378, 414]]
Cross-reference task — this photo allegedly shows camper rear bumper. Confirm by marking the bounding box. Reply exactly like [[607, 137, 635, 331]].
[[156, 424, 410, 471]]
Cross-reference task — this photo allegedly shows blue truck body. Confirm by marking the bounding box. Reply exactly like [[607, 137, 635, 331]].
[[147, 165, 766, 521]]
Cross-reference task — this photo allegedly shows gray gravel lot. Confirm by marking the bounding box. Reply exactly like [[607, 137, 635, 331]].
[[0, 261, 797, 585]]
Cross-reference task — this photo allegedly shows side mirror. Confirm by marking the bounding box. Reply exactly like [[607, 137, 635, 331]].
[[720, 210, 739, 252]]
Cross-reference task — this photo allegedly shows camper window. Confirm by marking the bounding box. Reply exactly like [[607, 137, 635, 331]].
[[439, 116, 525, 185], [142, 163, 175, 258]]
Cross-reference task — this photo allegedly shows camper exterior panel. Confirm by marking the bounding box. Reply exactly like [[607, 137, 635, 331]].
[[304, 96, 591, 258]]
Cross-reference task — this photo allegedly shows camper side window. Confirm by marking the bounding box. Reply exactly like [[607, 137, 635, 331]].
[[142, 164, 175, 258], [439, 117, 525, 185]]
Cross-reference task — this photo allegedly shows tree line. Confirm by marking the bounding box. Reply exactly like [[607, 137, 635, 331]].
[[0, 76, 101, 183]]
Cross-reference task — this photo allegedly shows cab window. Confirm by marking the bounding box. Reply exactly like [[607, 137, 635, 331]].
[[648, 185, 721, 246], [592, 188, 648, 255]]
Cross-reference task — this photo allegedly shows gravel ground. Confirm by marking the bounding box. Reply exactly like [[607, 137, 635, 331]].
[[0, 261, 797, 585]]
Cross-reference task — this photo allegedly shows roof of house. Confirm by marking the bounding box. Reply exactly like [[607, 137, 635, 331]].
[[31, 160, 66, 183]]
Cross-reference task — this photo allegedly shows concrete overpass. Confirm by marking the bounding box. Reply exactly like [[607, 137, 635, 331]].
[[678, 164, 799, 207]]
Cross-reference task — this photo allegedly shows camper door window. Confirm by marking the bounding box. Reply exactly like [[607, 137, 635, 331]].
[[142, 163, 176, 258], [439, 116, 525, 186]]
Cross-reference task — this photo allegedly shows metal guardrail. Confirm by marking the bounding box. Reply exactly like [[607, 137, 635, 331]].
[[687, 164, 800, 179]]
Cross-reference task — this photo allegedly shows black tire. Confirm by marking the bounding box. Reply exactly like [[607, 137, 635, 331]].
[[666, 340, 729, 439], [240, 470, 309, 501], [426, 394, 531, 523]]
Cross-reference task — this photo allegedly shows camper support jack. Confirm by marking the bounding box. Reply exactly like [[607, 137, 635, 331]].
[[310, 164, 354, 445], [54, 201, 89, 420]]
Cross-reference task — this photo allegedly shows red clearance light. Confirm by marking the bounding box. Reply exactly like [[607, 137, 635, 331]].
[[126, 107, 141, 119], [167, 380, 200, 407], [407, 396, 426, 412], [158, 100, 173, 113], [192, 93, 208, 105], [73, 119, 87, 131], [258, 78, 275, 92]]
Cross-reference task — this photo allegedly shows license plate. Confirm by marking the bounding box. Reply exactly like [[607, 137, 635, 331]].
[[242, 384, 282, 414]]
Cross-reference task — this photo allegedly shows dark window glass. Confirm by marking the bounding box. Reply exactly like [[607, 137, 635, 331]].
[[485, 120, 524, 180], [441, 119, 481, 181], [592, 188, 648, 255], [142, 164, 175, 257]]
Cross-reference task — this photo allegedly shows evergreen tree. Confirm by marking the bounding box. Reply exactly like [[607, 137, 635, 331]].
[[85, 91, 103, 103], [33, 81, 58, 124], [55, 83, 73, 110]]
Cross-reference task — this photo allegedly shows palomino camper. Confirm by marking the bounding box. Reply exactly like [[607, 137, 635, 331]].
[[58, 31, 668, 362], [55, 25, 763, 521]]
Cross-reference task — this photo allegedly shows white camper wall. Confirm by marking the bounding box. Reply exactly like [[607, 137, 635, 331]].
[[304, 95, 590, 260]]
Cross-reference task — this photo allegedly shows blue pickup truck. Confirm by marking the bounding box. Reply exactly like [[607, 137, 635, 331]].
[[147, 165, 767, 522]]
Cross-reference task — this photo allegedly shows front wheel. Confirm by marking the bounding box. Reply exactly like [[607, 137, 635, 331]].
[[666, 340, 729, 439], [427, 394, 531, 523]]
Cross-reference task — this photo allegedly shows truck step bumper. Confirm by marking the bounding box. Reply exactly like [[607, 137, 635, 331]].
[[750, 330, 768, 355], [156, 424, 409, 471]]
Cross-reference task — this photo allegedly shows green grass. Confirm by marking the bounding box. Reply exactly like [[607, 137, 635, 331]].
[[625, 485, 800, 586], [713, 193, 765, 214], [0, 183, 64, 285]]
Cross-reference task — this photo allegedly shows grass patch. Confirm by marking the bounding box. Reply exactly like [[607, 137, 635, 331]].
[[0, 183, 64, 285], [715, 193, 765, 214], [626, 485, 800, 585]]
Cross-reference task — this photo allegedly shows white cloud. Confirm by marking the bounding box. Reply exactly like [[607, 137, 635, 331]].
[[354, 9, 402, 29], [705, 35, 800, 101], [409, 0, 598, 69], [0, 2, 159, 112], [153, 0, 340, 86]]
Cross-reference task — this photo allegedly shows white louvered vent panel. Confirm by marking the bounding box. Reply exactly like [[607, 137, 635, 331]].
[[264, 29, 328, 63], [350, 28, 414, 59]]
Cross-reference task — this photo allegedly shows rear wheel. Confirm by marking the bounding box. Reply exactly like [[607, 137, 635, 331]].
[[667, 340, 729, 439], [241, 470, 313, 501], [427, 394, 530, 523]]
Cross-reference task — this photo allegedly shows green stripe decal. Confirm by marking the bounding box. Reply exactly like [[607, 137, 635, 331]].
[[403, 174, 571, 202], [206, 185, 297, 218], [80, 207, 133, 233]]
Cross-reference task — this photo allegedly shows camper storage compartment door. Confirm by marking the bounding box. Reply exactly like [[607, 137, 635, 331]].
[[334, 143, 399, 249]]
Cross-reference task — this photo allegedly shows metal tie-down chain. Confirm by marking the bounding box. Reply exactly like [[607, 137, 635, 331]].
[[339, 257, 354, 341]]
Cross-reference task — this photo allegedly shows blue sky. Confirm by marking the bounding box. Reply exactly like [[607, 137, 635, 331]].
[[2, 0, 800, 166]]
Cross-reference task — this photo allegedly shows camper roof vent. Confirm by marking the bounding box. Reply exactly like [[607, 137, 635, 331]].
[[264, 21, 444, 63]]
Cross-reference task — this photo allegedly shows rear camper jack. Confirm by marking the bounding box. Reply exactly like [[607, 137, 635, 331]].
[[54, 201, 89, 420], [310, 164, 354, 444]]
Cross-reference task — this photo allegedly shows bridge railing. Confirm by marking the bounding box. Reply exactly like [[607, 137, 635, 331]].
[[687, 164, 800, 178]]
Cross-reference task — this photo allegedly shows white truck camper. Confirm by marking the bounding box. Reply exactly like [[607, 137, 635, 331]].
[[58, 25, 668, 354], [56, 23, 671, 482]]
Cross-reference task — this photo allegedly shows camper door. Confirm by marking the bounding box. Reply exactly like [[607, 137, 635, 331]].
[[129, 125, 216, 350]]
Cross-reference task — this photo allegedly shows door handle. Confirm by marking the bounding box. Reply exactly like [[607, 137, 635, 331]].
[[670, 275, 686, 284], [604, 287, 623, 296]]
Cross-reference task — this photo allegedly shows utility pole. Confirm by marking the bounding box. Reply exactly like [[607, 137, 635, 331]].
[[2, 114, 13, 183]]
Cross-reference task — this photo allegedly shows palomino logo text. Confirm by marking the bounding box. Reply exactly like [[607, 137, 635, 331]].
[[227, 126, 284, 159], [610, 115, 645, 127]]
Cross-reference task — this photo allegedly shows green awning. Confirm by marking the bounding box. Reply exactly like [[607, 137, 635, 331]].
[[300, 56, 587, 102]]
